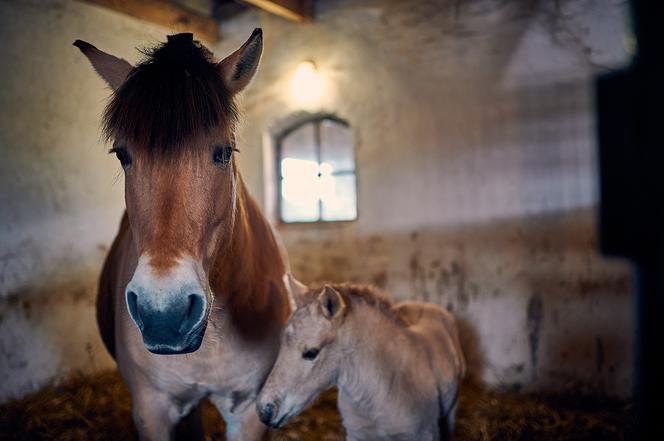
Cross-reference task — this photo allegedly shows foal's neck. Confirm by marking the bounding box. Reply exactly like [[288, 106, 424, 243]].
[[336, 304, 414, 419]]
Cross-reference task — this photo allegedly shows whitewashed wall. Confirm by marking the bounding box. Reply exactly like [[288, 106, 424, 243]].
[[0, 0, 170, 402], [0, 0, 633, 402], [230, 0, 634, 397]]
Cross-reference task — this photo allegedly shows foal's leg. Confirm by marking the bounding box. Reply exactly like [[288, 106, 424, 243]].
[[131, 385, 186, 441]]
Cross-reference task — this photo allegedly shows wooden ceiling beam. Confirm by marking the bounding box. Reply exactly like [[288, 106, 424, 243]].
[[79, 0, 219, 43], [240, 0, 312, 23]]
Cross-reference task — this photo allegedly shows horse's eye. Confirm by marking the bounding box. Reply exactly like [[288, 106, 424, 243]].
[[302, 348, 319, 360], [110, 147, 132, 170], [213, 145, 234, 166]]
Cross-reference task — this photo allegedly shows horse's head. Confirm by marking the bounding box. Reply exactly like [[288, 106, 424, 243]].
[[75, 31, 263, 354], [257, 277, 347, 428]]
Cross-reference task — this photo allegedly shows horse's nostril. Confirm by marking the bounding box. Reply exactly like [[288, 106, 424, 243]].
[[178, 294, 205, 333], [187, 294, 196, 316], [188, 294, 205, 320], [126, 290, 143, 330]]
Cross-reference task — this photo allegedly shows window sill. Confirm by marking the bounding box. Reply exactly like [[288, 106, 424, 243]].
[[276, 218, 358, 229]]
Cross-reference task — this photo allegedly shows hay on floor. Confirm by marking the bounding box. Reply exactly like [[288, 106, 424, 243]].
[[0, 371, 634, 441]]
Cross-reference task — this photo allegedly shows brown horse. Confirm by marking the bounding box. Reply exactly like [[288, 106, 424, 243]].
[[74, 31, 291, 440]]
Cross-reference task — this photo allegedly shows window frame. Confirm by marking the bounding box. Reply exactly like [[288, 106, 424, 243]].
[[275, 115, 358, 224]]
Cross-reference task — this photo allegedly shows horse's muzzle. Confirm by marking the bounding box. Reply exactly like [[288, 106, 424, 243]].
[[125, 257, 209, 354], [126, 290, 207, 354]]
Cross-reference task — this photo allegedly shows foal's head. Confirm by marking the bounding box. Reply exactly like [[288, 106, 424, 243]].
[[75, 31, 263, 354], [257, 277, 348, 428]]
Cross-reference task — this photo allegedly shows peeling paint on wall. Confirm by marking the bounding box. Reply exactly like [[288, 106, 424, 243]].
[[527, 294, 543, 380], [272, 210, 633, 396]]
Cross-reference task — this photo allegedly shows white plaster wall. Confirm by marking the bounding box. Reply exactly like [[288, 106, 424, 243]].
[[227, 0, 634, 397], [0, 0, 177, 402], [0, 0, 634, 402]]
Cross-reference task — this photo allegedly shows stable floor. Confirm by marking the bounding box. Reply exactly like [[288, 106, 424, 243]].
[[0, 371, 634, 440]]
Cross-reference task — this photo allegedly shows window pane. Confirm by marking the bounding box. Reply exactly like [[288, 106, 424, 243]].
[[278, 119, 357, 223], [279, 122, 319, 222], [280, 173, 319, 222], [321, 174, 357, 221], [280, 123, 316, 177], [320, 119, 354, 172]]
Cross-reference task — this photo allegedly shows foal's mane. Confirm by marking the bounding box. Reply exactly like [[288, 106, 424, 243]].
[[103, 33, 238, 153], [307, 283, 407, 326]]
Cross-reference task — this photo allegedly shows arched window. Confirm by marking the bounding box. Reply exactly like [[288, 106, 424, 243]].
[[277, 117, 357, 223]]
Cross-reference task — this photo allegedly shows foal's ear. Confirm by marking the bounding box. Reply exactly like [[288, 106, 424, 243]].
[[283, 273, 308, 309], [73, 40, 133, 91], [217, 28, 263, 95], [318, 286, 346, 320]]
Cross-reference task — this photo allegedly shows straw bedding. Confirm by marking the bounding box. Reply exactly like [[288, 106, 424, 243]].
[[0, 371, 634, 440]]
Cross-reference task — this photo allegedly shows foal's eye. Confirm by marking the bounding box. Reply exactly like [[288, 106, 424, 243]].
[[110, 147, 132, 170], [213, 144, 235, 166], [302, 348, 320, 360]]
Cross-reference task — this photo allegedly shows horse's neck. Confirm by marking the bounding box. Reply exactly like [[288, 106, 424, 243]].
[[209, 177, 290, 340], [337, 307, 416, 422]]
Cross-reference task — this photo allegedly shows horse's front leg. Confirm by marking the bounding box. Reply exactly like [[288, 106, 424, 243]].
[[131, 383, 189, 441], [211, 393, 268, 441]]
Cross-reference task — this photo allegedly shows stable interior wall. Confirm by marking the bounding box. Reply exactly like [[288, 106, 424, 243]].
[[228, 0, 634, 397], [0, 0, 172, 402], [0, 0, 634, 403]]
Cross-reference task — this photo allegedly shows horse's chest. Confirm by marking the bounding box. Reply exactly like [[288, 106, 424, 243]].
[[118, 316, 276, 399]]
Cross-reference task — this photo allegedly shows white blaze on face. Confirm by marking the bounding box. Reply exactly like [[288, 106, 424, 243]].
[[126, 255, 209, 312]]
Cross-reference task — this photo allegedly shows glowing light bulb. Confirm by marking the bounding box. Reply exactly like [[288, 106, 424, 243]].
[[290, 61, 324, 105]]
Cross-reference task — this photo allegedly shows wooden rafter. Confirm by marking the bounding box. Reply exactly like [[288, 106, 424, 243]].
[[79, 0, 219, 42], [240, 0, 312, 23]]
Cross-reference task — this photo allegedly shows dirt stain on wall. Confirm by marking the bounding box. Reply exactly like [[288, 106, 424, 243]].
[[527, 294, 544, 380]]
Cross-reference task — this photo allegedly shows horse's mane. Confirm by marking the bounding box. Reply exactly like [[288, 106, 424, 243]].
[[306, 283, 407, 326], [102, 33, 237, 153]]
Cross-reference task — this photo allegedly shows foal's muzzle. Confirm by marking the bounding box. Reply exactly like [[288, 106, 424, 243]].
[[125, 258, 209, 354], [257, 401, 284, 428]]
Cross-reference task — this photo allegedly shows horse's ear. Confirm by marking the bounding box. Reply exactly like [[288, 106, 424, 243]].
[[73, 40, 133, 91], [217, 28, 263, 95], [318, 286, 346, 320], [283, 273, 307, 309]]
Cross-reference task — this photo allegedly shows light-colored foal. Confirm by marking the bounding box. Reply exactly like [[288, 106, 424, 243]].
[[257, 276, 466, 441]]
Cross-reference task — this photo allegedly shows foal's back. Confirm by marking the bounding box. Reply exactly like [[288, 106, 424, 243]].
[[394, 302, 466, 413]]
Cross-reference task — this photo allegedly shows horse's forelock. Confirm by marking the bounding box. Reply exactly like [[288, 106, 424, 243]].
[[102, 34, 238, 153]]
